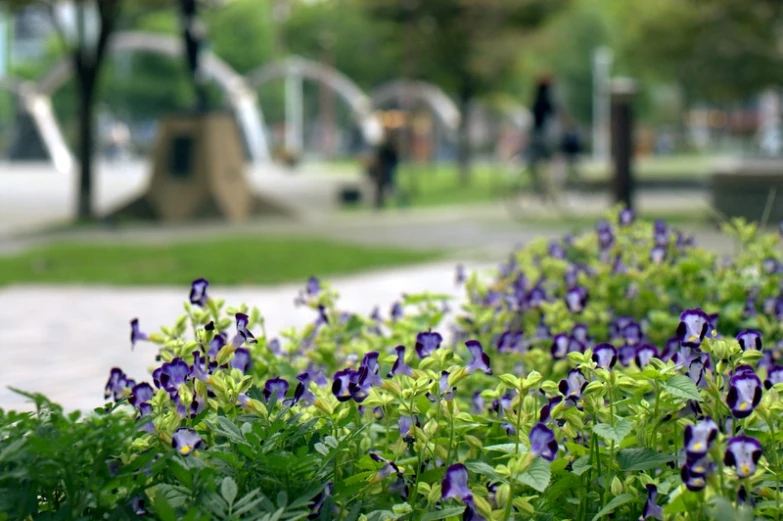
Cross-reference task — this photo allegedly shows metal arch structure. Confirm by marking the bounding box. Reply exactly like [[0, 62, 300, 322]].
[[0, 77, 76, 174], [34, 31, 271, 168], [244, 55, 384, 147], [370, 80, 461, 133]]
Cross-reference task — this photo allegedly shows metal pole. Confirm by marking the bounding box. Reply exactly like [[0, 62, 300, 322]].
[[610, 77, 637, 210], [592, 46, 613, 164], [285, 71, 302, 154]]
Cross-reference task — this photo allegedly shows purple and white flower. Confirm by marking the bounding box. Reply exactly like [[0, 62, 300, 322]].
[[171, 427, 203, 456], [189, 278, 209, 307], [230, 313, 257, 347], [388, 345, 414, 377], [441, 463, 473, 502], [726, 369, 762, 418], [529, 423, 558, 461], [640, 484, 662, 520], [130, 318, 148, 350], [559, 369, 588, 405], [415, 330, 443, 358], [676, 309, 711, 349], [465, 340, 492, 375], [592, 343, 617, 369], [765, 365, 783, 389], [737, 330, 762, 351], [683, 417, 718, 458], [635, 344, 658, 367], [565, 286, 588, 313], [230, 348, 251, 373], [724, 435, 763, 478], [263, 376, 289, 403]]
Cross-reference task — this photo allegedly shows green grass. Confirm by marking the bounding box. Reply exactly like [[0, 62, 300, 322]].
[[0, 236, 441, 286]]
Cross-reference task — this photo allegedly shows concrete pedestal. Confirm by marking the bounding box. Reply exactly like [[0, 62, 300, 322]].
[[111, 112, 292, 222], [711, 159, 783, 223]]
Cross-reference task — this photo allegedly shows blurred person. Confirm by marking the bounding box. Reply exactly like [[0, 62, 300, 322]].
[[373, 136, 400, 209], [527, 75, 558, 195], [560, 116, 582, 182], [107, 121, 130, 161]]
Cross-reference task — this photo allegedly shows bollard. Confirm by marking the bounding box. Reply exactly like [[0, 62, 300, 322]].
[[610, 78, 638, 211]]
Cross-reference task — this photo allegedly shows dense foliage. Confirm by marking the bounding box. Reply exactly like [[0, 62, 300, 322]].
[[3, 210, 783, 520]]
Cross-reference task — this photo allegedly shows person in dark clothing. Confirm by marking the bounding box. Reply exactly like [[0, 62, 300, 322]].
[[373, 138, 399, 209], [528, 76, 557, 194], [560, 119, 582, 182]]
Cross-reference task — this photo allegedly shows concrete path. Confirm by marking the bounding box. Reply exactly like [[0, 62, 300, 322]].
[[0, 261, 494, 412]]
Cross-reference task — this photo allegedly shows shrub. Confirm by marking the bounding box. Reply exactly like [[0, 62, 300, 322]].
[[2, 210, 783, 521]]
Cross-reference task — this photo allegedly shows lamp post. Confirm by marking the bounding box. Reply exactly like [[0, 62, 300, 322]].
[[610, 77, 637, 211]]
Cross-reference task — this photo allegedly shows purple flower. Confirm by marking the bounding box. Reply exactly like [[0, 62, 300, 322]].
[[622, 321, 643, 346], [359, 351, 383, 387], [551, 334, 570, 360], [549, 240, 566, 259], [387, 345, 414, 377], [130, 318, 148, 350], [765, 365, 783, 389], [618, 208, 634, 227], [231, 313, 257, 347], [727, 369, 762, 418], [529, 423, 558, 461], [306, 276, 320, 295], [104, 368, 135, 401], [571, 325, 591, 348], [391, 302, 403, 322], [650, 246, 666, 264], [497, 331, 523, 353], [389, 475, 409, 500], [641, 484, 662, 520], [737, 330, 762, 351], [463, 497, 487, 521], [263, 377, 289, 402], [725, 435, 763, 478], [526, 286, 548, 307], [491, 391, 515, 417], [597, 221, 614, 249], [370, 452, 403, 481], [618, 345, 637, 367], [189, 278, 209, 307], [398, 415, 419, 442], [687, 356, 707, 387], [565, 286, 588, 313], [558, 369, 587, 405], [592, 343, 617, 369], [653, 220, 669, 246], [207, 331, 228, 358], [310, 483, 333, 518], [415, 330, 443, 358], [427, 371, 455, 402], [332, 368, 354, 402], [763, 258, 780, 275], [292, 372, 316, 406], [130, 496, 147, 516], [129, 382, 154, 407], [455, 264, 466, 285], [230, 348, 251, 373], [684, 417, 718, 458], [171, 427, 203, 456], [680, 463, 709, 491], [158, 358, 190, 394], [539, 396, 562, 423], [465, 340, 492, 375], [501, 423, 516, 435], [660, 337, 680, 361], [635, 344, 658, 368], [471, 392, 485, 414], [441, 463, 472, 502], [676, 309, 711, 349]]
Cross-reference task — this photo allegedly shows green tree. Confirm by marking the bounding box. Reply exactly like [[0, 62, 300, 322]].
[[367, 0, 569, 182], [619, 0, 783, 104]]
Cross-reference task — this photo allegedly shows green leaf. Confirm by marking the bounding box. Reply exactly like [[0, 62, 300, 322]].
[[420, 506, 466, 521], [591, 493, 635, 521], [465, 461, 503, 482], [662, 375, 704, 402], [617, 448, 675, 471], [592, 419, 633, 444], [154, 488, 179, 521], [215, 417, 247, 444], [571, 455, 591, 476], [221, 477, 238, 506], [516, 458, 551, 493], [484, 443, 528, 454]]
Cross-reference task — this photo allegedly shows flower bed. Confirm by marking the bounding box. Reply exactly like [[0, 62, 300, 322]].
[[3, 210, 783, 520]]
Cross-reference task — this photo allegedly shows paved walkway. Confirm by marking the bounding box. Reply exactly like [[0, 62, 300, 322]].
[[0, 261, 491, 412]]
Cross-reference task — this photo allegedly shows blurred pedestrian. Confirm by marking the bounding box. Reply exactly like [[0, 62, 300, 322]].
[[560, 117, 582, 182], [373, 137, 399, 209], [528, 75, 557, 194]]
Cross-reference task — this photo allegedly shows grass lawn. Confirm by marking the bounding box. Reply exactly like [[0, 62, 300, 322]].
[[0, 236, 441, 286]]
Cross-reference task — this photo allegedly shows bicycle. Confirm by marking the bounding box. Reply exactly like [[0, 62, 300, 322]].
[[500, 147, 570, 222]]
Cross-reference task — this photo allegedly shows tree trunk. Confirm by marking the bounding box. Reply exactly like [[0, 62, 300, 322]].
[[457, 85, 473, 186], [76, 64, 97, 221]]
